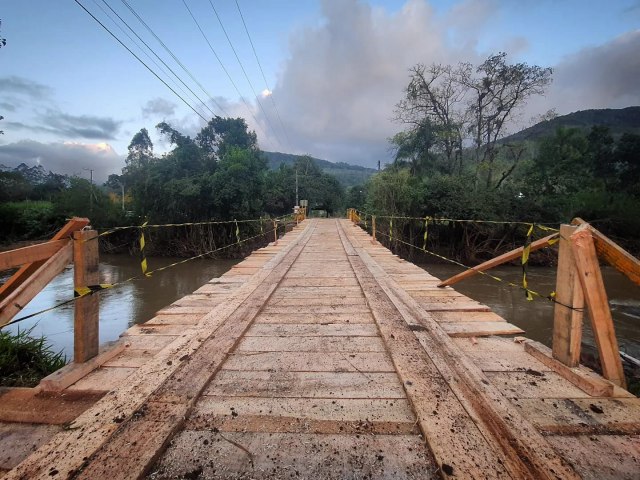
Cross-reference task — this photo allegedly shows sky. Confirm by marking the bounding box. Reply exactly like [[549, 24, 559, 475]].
[[1, 0, 639, 182]]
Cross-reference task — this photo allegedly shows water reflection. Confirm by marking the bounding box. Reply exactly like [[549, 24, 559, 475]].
[[5, 254, 239, 359], [422, 264, 640, 358]]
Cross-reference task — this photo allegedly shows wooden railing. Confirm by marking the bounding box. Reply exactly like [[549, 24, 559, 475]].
[[435, 218, 640, 389], [0, 217, 100, 363]]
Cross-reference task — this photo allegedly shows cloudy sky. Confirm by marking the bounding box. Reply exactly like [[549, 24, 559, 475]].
[[1, 0, 639, 182]]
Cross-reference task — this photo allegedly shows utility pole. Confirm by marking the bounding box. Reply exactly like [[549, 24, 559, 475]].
[[84, 168, 94, 216], [295, 167, 299, 206]]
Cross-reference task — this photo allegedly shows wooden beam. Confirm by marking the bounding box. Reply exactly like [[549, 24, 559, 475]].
[[524, 340, 614, 397], [73, 230, 100, 363], [0, 217, 89, 301], [437, 232, 559, 287], [0, 239, 69, 271], [0, 243, 73, 327], [570, 225, 626, 388], [572, 217, 640, 287], [552, 224, 584, 367]]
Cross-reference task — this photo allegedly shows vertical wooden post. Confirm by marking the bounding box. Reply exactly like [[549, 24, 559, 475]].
[[273, 220, 278, 245], [73, 229, 99, 363], [552, 225, 584, 367], [371, 216, 377, 244], [570, 227, 626, 388]]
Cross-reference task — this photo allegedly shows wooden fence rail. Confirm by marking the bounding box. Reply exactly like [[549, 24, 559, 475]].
[[0, 217, 100, 363]]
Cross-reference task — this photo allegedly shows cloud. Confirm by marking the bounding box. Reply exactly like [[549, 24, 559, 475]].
[[0, 101, 17, 112], [257, 0, 481, 165], [539, 30, 640, 116], [0, 140, 123, 183], [254, 0, 639, 167], [0, 76, 52, 99], [142, 97, 177, 118], [37, 110, 122, 140]]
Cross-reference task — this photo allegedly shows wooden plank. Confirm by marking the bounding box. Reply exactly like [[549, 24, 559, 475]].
[[60, 221, 319, 480], [266, 297, 367, 306], [246, 323, 379, 337], [255, 312, 374, 324], [73, 229, 100, 363], [453, 337, 551, 372], [0, 239, 69, 271], [261, 305, 371, 314], [279, 277, 360, 287], [39, 342, 126, 392], [66, 366, 138, 392], [524, 340, 615, 397], [513, 397, 640, 435], [0, 217, 88, 301], [416, 302, 492, 312], [236, 336, 387, 353], [205, 371, 406, 398], [151, 432, 437, 479], [0, 389, 105, 424], [222, 351, 395, 372], [441, 321, 524, 337], [102, 348, 158, 368], [432, 311, 506, 322], [122, 324, 194, 336], [546, 434, 640, 480], [272, 286, 363, 296], [0, 423, 60, 471], [573, 217, 640, 286], [486, 371, 592, 398], [437, 233, 559, 287], [339, 220, 580, 480], [0, 243, 73, 327], [155, 305, 212, 315], [571, 226, 626, 388], [142, 313, 203, 326], [187, 396, 417, 433], [552, 224, 584, 367]]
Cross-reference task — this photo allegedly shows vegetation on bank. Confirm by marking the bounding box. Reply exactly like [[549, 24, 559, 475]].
[[0, 327, 66, 387], [347, 54, 640, 262]]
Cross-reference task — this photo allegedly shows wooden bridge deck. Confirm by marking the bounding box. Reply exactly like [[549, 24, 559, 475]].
[[1, 218, 639, 479]]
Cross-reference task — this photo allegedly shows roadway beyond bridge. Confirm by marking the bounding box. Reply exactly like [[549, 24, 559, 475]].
[[1, 219, 639, 479]]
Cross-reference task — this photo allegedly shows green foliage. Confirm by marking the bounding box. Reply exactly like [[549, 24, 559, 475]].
[[0, 201, 59, 241], [0, 327, 66, 387]]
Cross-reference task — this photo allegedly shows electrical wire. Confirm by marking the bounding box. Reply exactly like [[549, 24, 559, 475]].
[[180, 0, 273, 148], [206, 0, 283, 149], [73, 0, 208, 122], [235, 0, 291, 147], [120, 0, 230, 118], [97, 0, 219, 118]]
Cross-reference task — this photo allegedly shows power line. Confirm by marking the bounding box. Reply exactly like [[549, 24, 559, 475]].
[[120, 0, 230, 119], [74, 0, 208, 122], [180, 0, 273, 148], [206, 0, 283, 148], [93, 0, 211, 119], [235, 0, 291, 148]]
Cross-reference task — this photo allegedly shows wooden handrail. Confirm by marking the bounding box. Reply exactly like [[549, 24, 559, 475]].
[[572, 217, 640, 286], [437, 233, 559, 287], [0, 239, 70, 271], [0, 217, 89, 301]]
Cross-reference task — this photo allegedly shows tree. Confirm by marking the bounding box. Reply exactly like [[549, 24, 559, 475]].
[[395, 63, 468, 174], [465, 53, 553, 188], [125, 128, 154, 172], [196, 117, 258, 160], [394, 53, 552, 188]]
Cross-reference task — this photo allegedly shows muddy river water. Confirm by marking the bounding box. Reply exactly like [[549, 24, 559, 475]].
[[5, 255, 640, 361]]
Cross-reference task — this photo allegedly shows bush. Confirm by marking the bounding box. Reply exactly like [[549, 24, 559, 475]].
[[0, 327, 66, 387]]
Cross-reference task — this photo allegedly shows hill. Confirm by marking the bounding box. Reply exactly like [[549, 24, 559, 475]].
[[504, 106, 640, 143], [262, 151, 376, 188]]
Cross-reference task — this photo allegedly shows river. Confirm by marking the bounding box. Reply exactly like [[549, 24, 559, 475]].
[[4, 255, 639, 361], [4, 254, 239, 359]]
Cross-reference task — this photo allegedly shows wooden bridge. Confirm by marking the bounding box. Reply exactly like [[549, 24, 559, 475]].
[[1, 218, 639, 479]]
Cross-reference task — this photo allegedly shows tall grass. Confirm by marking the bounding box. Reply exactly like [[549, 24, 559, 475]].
[[0, 327, 66, 387]]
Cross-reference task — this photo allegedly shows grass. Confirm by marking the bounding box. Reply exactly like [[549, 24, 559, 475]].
[[0, 327, 67, 387]]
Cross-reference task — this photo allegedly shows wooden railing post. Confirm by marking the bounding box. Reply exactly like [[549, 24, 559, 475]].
[[372, 216, 377, 244], [570, 226, 626, 388], [273, 220, 278, 245], [552, 224, 584, 367], [73, 229, 99, 363]]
